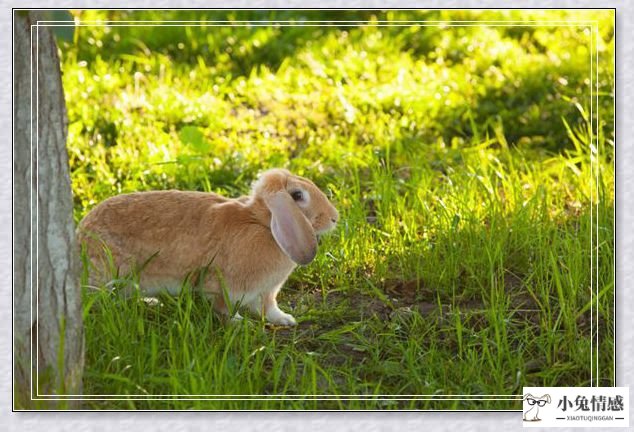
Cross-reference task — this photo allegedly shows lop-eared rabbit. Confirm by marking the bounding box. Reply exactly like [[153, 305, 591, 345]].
[[78, 168, 339, 326]]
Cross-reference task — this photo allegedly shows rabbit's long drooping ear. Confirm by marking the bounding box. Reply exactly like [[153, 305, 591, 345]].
[[266, 191, 317, 265]]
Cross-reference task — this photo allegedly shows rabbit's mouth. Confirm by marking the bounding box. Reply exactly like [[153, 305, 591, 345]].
[[315, 225, 336, 240], [314, 220, 338, 236], [315, 227, 334, 237]]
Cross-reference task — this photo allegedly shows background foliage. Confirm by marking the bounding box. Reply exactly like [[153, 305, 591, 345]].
[[61, 10, 614, 409]]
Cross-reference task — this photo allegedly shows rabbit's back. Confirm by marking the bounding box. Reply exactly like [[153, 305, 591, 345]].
[[78, 190, 233, 282], [80, 190, 228, 237]]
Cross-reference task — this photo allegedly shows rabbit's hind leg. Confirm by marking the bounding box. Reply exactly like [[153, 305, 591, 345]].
[[210, 292, 243, 322]]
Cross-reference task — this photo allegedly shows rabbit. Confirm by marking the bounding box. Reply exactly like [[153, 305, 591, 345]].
[[77, 168, 339, 326]]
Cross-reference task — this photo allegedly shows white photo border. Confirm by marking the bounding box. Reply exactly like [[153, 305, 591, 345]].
[[2, 1, 627, 431]]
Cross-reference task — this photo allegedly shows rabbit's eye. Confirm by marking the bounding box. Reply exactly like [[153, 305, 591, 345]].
[[290, 190, 304, 201]]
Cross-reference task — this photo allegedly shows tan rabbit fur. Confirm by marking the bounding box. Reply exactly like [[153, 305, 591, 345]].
[[78, 168, 339, 326]]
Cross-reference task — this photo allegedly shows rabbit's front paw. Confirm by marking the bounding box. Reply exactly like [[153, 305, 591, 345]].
[[266, 307, 297, 326]]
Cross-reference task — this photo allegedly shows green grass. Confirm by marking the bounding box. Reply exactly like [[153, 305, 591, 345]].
[[62, 10, 614, 410]]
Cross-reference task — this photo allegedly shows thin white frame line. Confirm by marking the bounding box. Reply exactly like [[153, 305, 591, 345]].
[[13, 6, 615, 10], [37, 24, 599, 28], [41, 394, 525, 398], [35, 393, 524, 397], [32, 18, 600, 400], [33, 394, 522, 400], [35, 19, 600, 23], [612, 10, 616, 388], [590, 22, 594, 388], [29, 18, 34, 403], [13, 6, 616, 11], [592, 22, 595, 387], [35, 18, 600, 21], [35, 22, 39, 398], [592, 22, 596, 387], [593, 24, 601, 386], [15, 409, 523, 413], [11, 10, 15, 408], [32, 398, 523, 401], [594, 22, 601, 386], [592, 22, 598, 388], [590, 22, 601, 387], [29, 17, 603, 402]]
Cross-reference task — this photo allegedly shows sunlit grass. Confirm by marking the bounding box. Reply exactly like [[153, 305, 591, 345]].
[[64, 9, 614, 409]]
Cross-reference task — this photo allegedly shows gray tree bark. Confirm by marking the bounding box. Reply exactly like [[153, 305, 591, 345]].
[[14, 11, 83, 409]]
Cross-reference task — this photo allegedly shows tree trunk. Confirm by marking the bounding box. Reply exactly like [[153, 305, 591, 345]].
[[14, 11, 83, 409]]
